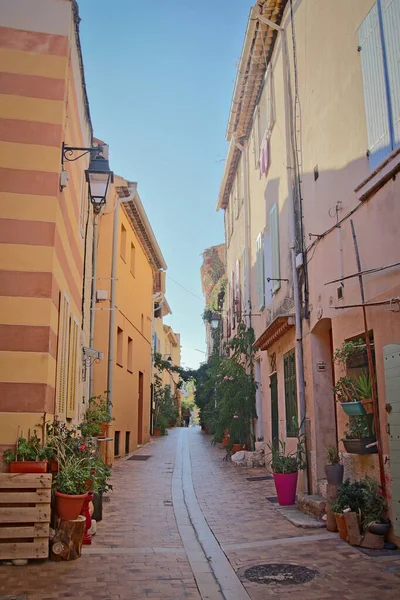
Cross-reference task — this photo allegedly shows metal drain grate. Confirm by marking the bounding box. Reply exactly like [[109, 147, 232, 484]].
[[0, 596, 27, 600], [127, 455, 152, 461], [246, 476, 273, 482], [244, 564, 319, 585], [356, 546, 400, 558]]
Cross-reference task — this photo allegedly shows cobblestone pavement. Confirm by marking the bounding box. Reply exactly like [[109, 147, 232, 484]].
[[1, 427, 399, 600]]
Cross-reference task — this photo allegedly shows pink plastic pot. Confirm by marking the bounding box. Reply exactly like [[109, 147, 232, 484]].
[[273, 471, 298, 506]]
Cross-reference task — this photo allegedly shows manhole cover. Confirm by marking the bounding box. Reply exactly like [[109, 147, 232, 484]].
[[246, 476, 273, 481], [128, 455, 152, 461], [244, 564, 319, 585]]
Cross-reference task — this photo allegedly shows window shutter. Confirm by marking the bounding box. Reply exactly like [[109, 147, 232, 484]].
[[67, 317, 79, 419], [56, 293, 70, 420], [270, 204, 281, 293], [235, 259, 241, 318], [284, 350, 298, 437], [264, 229, 272, 304], [231, 271, 236, 329], [253, 107, 260, 168], [256, 234, 265, 310], [381, 0, 400, 148], [359, 3, 391, 169]]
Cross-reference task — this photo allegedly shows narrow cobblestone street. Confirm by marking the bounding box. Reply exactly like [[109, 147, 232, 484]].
[[1, 428, 400, 600]]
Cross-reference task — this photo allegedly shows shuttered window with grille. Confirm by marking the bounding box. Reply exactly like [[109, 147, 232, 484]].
[[56, 293, 70, 420], [284, 349, 298, 438]]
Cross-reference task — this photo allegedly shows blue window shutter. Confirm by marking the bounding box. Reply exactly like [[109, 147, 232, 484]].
[[381, 0, 400, 148], [359, 3, 391, 169], [270, 204, 280, 293]]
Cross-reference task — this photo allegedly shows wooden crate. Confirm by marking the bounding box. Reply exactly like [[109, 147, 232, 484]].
[[0, 472, 52, 560]]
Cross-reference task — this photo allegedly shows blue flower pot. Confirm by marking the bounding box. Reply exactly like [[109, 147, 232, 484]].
[[340, 401, 366, 416]]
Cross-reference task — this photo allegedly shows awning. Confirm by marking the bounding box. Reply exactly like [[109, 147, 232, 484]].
[[253, 315, 295, 351]]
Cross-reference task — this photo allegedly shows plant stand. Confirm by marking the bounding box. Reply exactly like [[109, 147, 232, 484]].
[[81, 492, 94, 545], [51, 515, 86, 561]]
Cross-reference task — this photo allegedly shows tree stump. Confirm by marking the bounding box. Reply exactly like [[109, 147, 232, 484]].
[[325, 483, 339, 532], [51, 515, 86, 561], [343, 511, 362, 546]]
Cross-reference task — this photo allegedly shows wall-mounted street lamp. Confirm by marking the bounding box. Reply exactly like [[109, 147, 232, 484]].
[[210, 312, 221, 329], [61, 143, 114, 213]]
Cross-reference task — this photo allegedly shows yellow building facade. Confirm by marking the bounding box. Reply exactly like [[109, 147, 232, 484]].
[[0, 0, 94, 462], [92, 176, 167, 460]]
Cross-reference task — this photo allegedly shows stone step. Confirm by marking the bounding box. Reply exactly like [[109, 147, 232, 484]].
[[297, 493, 326, 521], [277, 505, 327, 529]]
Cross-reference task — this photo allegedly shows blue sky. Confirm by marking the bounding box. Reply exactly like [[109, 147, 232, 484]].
[[78, 0, 253, 369]]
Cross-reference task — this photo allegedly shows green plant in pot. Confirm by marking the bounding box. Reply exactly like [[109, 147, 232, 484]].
[[3, 435, 50, 473], [355, 371, 374, 415], [83, 393, 113, 438], [342, 416, 377, 454], [325, 445, 344, 485], [266, 425, 306, 506], [333, 377, 366, 416], [362, 477, 390, 536], [330, 478, 367, 541], [53, 454, 91, 520]]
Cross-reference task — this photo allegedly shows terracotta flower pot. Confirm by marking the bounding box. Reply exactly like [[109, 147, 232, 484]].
[[231, 444, 245, 455], [98, 423, 109, 438], [334, 513, 348, 541], [361, 398, 374, 415], [9, 461, 48, 473], [152, 428, 161, 437], [273, 471, 298, 506], [49, 459, 59, 473], [325, 464, 344, 485], [222, 437, 230, 448], [55, 490, 88, 521]]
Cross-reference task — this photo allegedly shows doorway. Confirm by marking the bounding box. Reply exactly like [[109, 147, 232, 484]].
[[270, 372, 279, 447], [137, 371, 144, 446], [255, 359, 264, 440]]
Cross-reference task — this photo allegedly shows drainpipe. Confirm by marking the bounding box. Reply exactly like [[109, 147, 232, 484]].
[[257, 14, 308, 493], [107, 184, 137, 417], [88, 212, 99, 399]]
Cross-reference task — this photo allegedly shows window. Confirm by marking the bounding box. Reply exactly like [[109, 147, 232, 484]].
[[67, 317, 79, 419], [120, 224, 126, 260], [359, 0, 400, 169], [114, 431, 120, 457], [56, 293, 70, 420], [284, 350, 298, 437], [125, 431, 130, 454], [117, 327, 123, 366], [130, 243, 135, 276], [256, 233, 265, 310], [270, 204, 281, 293], [127, 337, 133, 373]]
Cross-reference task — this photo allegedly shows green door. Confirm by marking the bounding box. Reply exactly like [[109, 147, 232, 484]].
[[270, 373, 279, 448]]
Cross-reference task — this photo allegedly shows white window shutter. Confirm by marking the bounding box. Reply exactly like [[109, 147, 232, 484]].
[[256, 234, 265, 310], [253, 107, 260, 168], [381, 0, 400, 148], [359, 3, 391, 169], [264, 229, 272, 303], [270, 204, 281, 293]]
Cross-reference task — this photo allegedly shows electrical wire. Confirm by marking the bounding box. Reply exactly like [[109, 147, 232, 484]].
[[167, 276, 204, 302]]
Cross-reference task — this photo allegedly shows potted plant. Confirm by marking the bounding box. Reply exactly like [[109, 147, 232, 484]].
[[84, 394, 113, 438], [342, 416, 377, 454], [355, 371, 374, 415], [362, 477, 390, 536], [53, 454, 91, 520], [325, 445, 344, 485], [333, 377, 366, 416], [330, 479, 367, 541], [3, 435, 49, 473], [267, 427, 306, 506]]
